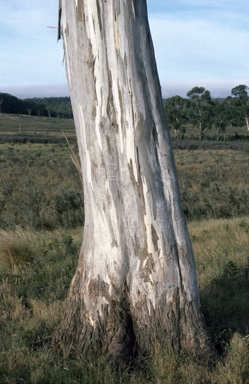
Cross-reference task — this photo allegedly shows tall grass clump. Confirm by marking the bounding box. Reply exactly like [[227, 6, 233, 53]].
[[0, 228, 37, 270], [190, 217, 249, 354], [0, 228, 83, 383], [212, 333, 249, 384]]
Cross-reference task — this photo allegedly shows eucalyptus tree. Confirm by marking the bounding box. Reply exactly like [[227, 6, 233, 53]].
[[186, 87, 213, 140], [164, 95, 188, 138], [231, 84, 249, 133], [56, 0, 214, 362], [212, 99, 232, 141], [0, 93, 23, 114]]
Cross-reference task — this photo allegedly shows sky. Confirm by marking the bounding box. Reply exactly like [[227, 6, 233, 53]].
[[0, 0, 248, 99]]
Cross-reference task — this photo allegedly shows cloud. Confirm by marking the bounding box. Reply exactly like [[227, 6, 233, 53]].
[[0, 0, 58, 39], [0, 0, 65, 89], [1, 0, 247, 99], [148, 7, 249, 95]]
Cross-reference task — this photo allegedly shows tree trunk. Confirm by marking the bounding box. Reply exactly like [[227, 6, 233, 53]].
[[216, 126, 219, 141], [245, 116, 249, 134], [56, 0, 214, 362], [199, 122, 203, 140]]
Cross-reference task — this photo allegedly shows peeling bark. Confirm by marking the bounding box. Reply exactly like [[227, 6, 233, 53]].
[[56, 0, 215, 362]]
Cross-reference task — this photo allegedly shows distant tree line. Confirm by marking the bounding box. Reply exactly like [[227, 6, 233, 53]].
[[164, 84, 249, 140], [1, 85, 249, 138], [0, 93, 73, 118]]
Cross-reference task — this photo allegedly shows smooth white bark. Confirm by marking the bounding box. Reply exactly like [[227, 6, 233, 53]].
[[58, 0, 212, 358]]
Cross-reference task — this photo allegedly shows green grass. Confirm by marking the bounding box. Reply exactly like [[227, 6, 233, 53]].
[[170, 120, 249, 141], [174, 148, 249, 220], [0, 114, 248, 382], [0, 126, 248, 229], [0, 113, 248, 225], [0, 114, 75, 143], [0, 142, 84, 229], [0, 218, 248, 383], [191, 218, 249, 351]]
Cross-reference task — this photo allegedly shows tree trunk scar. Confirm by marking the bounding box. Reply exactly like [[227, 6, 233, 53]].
[[96, 0, 102, 31], [135, 147, 146, 205], [151, 223, 159, 251], [57, 0, 62, 41]]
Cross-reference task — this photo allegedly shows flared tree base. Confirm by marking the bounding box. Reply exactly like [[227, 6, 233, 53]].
[[54, 271, 216, 365]]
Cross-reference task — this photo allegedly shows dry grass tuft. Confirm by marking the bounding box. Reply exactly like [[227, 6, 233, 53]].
[[0, 228, 37, 270]]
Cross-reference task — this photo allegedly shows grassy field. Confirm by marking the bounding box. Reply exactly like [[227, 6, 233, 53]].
[[0, 219, 248, 383], [175, 121, 249, 142], [0, 114, 249, 383], [174, 148, 249, 220], [0, 114, 248, 228], [0, 114, 75, 142]]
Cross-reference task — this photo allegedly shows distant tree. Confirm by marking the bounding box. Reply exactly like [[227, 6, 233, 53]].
[[22, 99, 34, 116], [0, 93, 28, 114], [212, 99, 232, 140], [231, 85, 249, 133], [164, 96, 188, 138], [46, 105, 54, 118], [0, 93, 73, 118], [22, 98, 46, 116], [186, 87, 213, 140], [23, 97, 72, 118], [55, 97, 73, 118], [231, 84, 248, 100]]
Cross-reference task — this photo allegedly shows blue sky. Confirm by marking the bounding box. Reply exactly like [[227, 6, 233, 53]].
[[0, 0, 248, 99]]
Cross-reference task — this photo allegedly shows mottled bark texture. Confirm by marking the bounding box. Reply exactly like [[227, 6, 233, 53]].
[[56, 0, 214, 361]]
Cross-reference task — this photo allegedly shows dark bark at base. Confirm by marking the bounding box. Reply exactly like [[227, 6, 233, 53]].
[[132, 292, 216, 361], [54, 270, 216, 364], [54, 269, 136, 364]]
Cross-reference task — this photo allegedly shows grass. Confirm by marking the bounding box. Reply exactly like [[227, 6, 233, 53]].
[[170, 120, 249, 141], [174, 149, 249, 220], [0, 137, 248, 230], [192, 218, 249, 353], [0, 142, 84, 229], [0, 228, 36, 269], [0, 218, 248, 383], [0, 113, 248, 382], [0, 114, 75, 143], [0, 113, 248, 227]]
